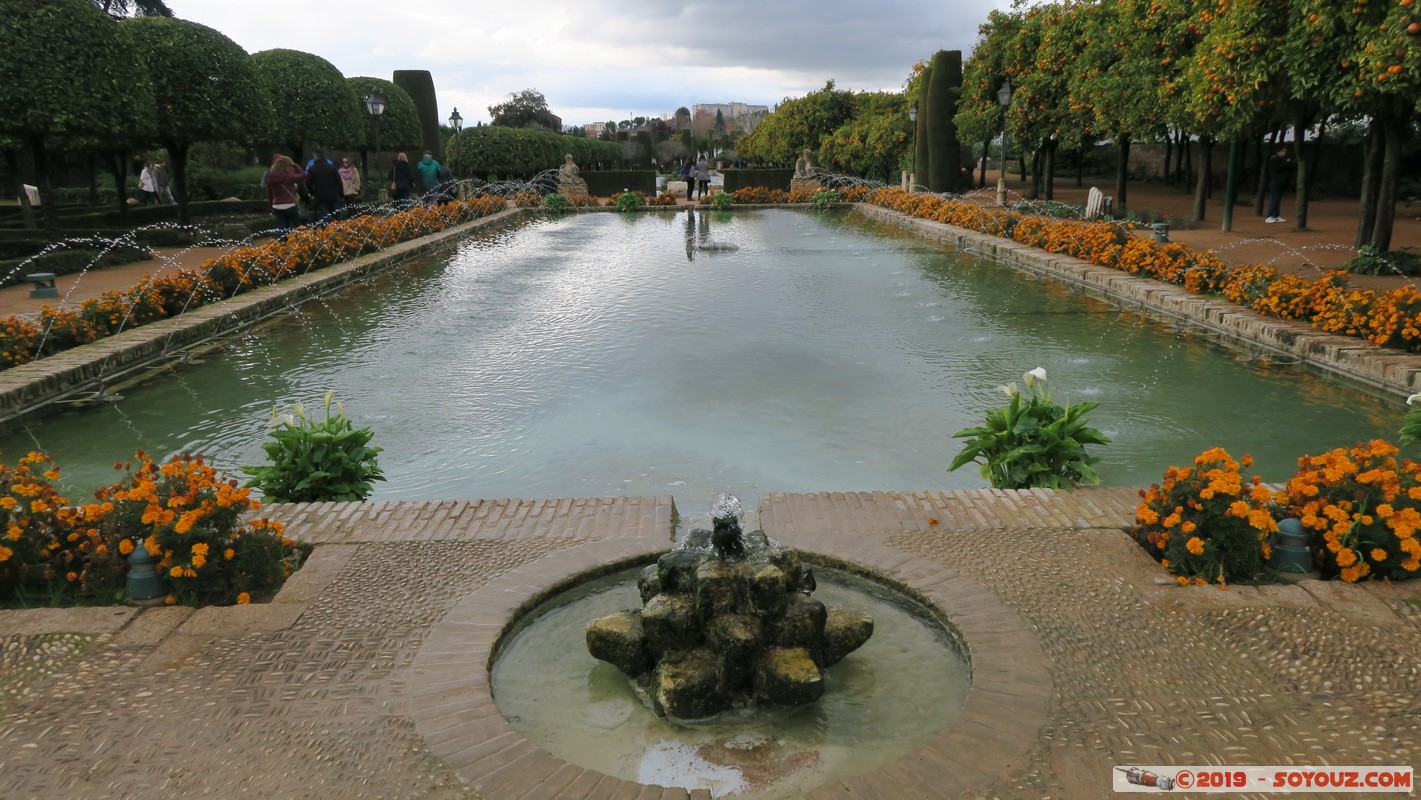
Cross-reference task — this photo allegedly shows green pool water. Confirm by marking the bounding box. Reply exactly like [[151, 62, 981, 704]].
[[0, 208, 1396, 506]]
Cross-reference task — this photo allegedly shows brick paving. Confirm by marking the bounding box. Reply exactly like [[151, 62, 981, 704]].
[[1, 490, 1417, 799]]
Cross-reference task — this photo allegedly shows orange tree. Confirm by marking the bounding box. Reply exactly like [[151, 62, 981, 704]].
[[735, 81, 857, 167], [1322, 0, 1421, 251], [956, 10, 1022, 189], [1020, 1, 1097, 201], [817, 91, 913, 184]]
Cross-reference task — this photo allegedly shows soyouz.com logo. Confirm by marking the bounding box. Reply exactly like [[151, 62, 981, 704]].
[[1114, 766, 1413, 793]]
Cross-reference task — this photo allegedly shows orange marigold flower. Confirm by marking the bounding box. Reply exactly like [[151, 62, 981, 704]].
[[1370, 548, 1388, 562], [0, 545, 11, 562], [223, 547, 235, 560], [165, 594, 177, 605], [1336, 547, 1358, 567], [118, 539, 134, 555], [1186, 536, 1205, 555], [1181, 521, 1197, 533], [0, 496, 16, 510], [169, 566, 183, 578], [236, 592, 251, 605]]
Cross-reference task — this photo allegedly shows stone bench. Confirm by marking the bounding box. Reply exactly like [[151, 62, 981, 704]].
[[26, 272, 58, 299]]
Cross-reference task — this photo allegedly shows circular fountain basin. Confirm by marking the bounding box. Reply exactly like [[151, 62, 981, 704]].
[[408, 537, 1050, 799], [492, 564, 969, 798]]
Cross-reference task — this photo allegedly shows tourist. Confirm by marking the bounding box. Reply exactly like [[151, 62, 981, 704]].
[[415, 151, 447, 205], [1265, 146, 1292, 224], [695, 153, 710, 200], [304, 149, 344, 224], [138, 162, 157, 204], [152, 161, 175, 204], [338, 157, 362, 209], [265, 154, 307, 241], [389, 153, 414, 208], [681, 159, 694, 201]]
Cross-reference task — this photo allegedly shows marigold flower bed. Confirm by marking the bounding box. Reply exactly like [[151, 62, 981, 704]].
[[865, 188, 1421, 354], [0, 197, 508, 371]]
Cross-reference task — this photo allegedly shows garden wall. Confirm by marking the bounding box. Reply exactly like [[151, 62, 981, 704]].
[[582, 170, 655, 197]]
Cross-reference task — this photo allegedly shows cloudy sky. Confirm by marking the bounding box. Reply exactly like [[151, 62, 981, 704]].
[[165, 0, 1014, 128]]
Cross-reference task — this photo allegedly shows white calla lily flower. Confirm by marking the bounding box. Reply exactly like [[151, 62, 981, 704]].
[[1408, 392, 1421, 406], [998, 382, 1018, 397], [1023, 367, 1047, 387], [269, 412, 296, 429]]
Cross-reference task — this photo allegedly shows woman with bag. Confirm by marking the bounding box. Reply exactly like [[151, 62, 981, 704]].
[[265, 155, 307, 241], [389, 152, 414, 209]]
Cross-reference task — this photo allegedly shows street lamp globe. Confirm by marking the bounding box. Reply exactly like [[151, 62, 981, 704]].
[[364, 91, 386, 117], [448, 108, 463, 133]]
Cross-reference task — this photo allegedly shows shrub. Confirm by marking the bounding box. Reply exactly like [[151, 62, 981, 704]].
[[708, 190, 734, 210], [542, 192, 570, 212], [949, 368, 1109, 490], [1134, 448, 1277, 586], [93, 450, 301, 606], [811, 189, 842, 208], [244, 391, 384, 503], [648, 190, 680, 207], [611, 189, 645, 212], [1281, 440, 1421, 581], [1343, 245, 1421, 277]]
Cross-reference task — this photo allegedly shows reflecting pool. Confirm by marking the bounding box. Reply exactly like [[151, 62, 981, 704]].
[[0, 209, 1395, 505]]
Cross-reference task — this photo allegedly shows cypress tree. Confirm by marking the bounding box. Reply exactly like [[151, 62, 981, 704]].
[[393, 70, 443, 160], [914, 65, 931, 190], [925, 50, 963, 194]]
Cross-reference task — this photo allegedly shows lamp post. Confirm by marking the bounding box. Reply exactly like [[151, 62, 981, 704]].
[[996, 78, 1012, 207], [364, 91, 386, 201], [906, 101, 918, 192], [448, 108, 463, 133]]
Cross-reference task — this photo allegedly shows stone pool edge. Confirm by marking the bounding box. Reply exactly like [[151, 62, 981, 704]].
[[407, 533, 1048, 799], [852, 203, 1421, 398]]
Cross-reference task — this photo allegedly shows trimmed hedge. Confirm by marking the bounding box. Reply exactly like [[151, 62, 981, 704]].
[[722, 169, 795, 194], [583, 170, 656, 197]]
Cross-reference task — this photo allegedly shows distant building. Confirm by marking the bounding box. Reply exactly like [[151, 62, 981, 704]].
[[689, 102, 769, 135], [581, 121, 609, 138]]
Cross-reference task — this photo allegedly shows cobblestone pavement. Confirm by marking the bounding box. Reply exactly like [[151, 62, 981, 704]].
[[1, 490, 1418, 799]]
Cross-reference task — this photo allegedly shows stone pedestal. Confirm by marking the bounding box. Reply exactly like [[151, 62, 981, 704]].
[[557, 178, 588, 196], [790, 177, 821, 194]]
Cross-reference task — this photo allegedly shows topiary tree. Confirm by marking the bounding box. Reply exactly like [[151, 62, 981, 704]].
[[817, 92, 912, 183], [122, 16, 269, 224], [0, 0, 155, 229], [914, 63, 932, 188], [393, 70, 443, 160], [344, 76, 421, 191], [925, 50, 964, 194], [250, 49, 362, 162]]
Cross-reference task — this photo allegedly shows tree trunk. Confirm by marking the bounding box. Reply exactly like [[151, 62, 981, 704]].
[[1027, 149, 1041, 200], [87, 156, 100, 206], [978, 139, 989, 188], [1114, 135, 1130, 213], [1355, 118, 1383, 249], [28, 135, 57, 231], [1181, 136, 1193, 193], [1192, 137, 1213, 222], [1162, 136, 1172, 186], [1075, 145, 1084, 188], [1253, 130, 1278, 216], [1370, 113, 1404, 252], [1297, 117, 1326, 231], [107, 152, 130, 219], [168, 141, 192, 226], [5, 148, 37, 230], [1043, 140, 1055, 201], [1222, 139, 1241, 232]]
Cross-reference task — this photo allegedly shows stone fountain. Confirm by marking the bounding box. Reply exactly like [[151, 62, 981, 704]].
[[585, 495, 874, 720]]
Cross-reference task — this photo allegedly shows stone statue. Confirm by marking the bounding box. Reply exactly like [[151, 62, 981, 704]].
[[790, 148, 821, 193], [557, 153, 587, 196], [559, 153, 580, 180], [793, 148, 816, 179]]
